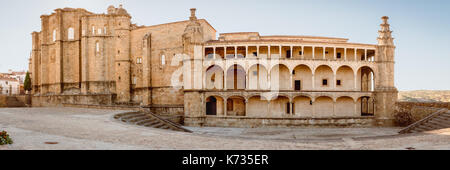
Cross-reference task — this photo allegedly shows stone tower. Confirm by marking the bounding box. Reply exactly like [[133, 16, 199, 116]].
[[183, 8, 205, 119], [375, 16, 398, 126], [112, 5, 132, 103]]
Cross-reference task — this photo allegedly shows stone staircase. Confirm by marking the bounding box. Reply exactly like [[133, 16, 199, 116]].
[[399, 108, 450, 134], [114, 112, 192, 133]]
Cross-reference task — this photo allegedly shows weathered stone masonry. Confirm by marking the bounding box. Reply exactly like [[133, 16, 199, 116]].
[[30, 6, 398, 127]]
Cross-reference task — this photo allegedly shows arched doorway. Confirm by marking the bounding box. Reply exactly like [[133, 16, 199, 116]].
[[360, 96, 375, 116], [358, 66, 375, 92], [206, 96, 217, 115]]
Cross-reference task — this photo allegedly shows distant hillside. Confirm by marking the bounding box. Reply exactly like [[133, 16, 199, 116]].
[[399, 90, 450, 102]]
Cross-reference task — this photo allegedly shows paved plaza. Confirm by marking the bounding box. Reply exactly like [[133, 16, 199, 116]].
[[0, 107, 449, 150]]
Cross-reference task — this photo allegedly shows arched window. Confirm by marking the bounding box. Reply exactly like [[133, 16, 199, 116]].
[[96, 42, 100, 52], [68, 27, 74, 40], [161, 55, 166, 65], [52, 30, 56, 42]]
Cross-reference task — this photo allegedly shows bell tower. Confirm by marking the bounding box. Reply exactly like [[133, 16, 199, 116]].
[[374, 16, 398, 126], [182, 8, 206, 123]]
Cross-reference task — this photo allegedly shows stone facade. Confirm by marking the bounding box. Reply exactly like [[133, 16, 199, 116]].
[[29, 6, 398, 127]]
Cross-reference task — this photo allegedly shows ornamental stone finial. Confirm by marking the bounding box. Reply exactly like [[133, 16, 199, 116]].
[[382, 16, 389, 24], [190, 8, 197, 21]]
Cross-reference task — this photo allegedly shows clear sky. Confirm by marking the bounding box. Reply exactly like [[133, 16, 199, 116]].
[[0, 0, 449, 90]]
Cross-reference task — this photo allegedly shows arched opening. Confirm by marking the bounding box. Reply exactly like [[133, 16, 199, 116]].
[[248, 96, 269, 117], [314, 65, 333, 90], [314, 96, 333, 117], [293, 96, 313, 117], [359, 96, 375, 116], [226, 65, 246, 90], [205, 47, 214, 59], [336, 96, 355, 117], [269, 96, 290, 117], [227, 96, 246, 116], [206, 96, 224, 116], [248, 64, 268, 90], [358, 66, 375, 92], [336, 66, 354, 91], [270, 64, 290, 90], [292, 65, 313, 91], [205, 65, 224, 90]]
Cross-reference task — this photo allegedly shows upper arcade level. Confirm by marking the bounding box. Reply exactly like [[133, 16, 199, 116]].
[[203, 32, 377, 62]]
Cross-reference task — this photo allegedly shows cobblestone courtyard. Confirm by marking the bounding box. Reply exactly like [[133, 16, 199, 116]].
[[0, 107, 449, 150]]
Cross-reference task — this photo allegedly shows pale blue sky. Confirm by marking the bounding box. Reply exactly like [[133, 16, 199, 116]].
[[0, 0, 449, 90]]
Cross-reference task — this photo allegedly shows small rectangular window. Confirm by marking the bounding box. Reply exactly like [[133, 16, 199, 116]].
[[322, 79, 328, 86], [337, 80, 342, 86], [299, 51, 303, 55], [253, 52, 257, 56], [337, 52, 342, 59], [325, 51, 329, 54]]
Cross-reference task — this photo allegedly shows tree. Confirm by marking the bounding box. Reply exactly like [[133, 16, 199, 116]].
[[24, 71, 32, 93]]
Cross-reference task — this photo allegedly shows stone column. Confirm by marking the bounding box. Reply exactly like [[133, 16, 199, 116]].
[[235, 46, 237, 59], [213, 47, 216, 59], [224, 98, 228, 116], [245, 46, 248, 58], [268, 45, 271, 58], [257, 45, 260, 57], [334, 47, 337, 60], [364, 49, 367, 61], [344, 48, 347, 61], [354, 72, 358, 91], [312, 46, 315, 59], [354, 48, 357, 61], [290, 46, 293, 58], [245, 99, 249, 116], [301, 46, 304, 59], [224, 71, 227, 90], [279, 45, 282, 58], [323, 47, 326, 60]]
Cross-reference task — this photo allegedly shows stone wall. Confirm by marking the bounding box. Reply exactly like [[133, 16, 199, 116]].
[[185, 116, 375, 128], [0, 95, 30, 107], [395, 101, 450, 122], [32, 94, 116, 107]]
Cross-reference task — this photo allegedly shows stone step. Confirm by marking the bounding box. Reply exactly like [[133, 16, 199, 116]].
[[436, 114, 450, 120], [416, 124, 437, 131], [126, 115, 151, 123], [143, 120, 161, 127], [117, 113, 144, 120], [135, 118, 157, 125], [153, 122, 166, 128], [429, 118, 449, 125]]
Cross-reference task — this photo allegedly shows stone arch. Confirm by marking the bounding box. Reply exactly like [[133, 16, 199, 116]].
[[336, 65, 354, 91], [270, 64, 290, 90], [314, 65, 333, 90], [205, 65, 224, 90], [226, 96, 246, 116], [226, 64, 246, 90], [293, 95, 313, 117], [206, 96, 225, 116], [358, 96, 375, 116], [248, 64, 269, 90], [336, 96, 356, 117], [357, 66, 375, 92], [292, 64, 313, 91], [314, 96, 334, 118]]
